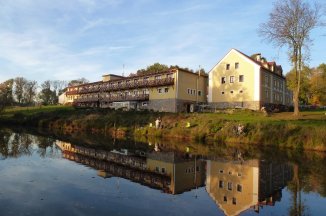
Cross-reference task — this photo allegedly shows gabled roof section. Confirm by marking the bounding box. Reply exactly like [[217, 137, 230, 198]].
[[208, 48, 261, 73], [209, 48, 285, 78]]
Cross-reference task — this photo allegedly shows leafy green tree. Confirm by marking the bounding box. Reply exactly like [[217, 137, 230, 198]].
[[39, 80, 57, 105], [136, 63, 169, 75], [68, 78, 89, 87], [0, 79, 14, 113], [286, 66, 311, 104], [309, 63, 326, 105]]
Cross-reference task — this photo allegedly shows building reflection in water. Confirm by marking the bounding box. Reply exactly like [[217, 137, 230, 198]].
[[206, 159, 293, 216], [56, 141, 205, 195], [56, 141, 293, 215]]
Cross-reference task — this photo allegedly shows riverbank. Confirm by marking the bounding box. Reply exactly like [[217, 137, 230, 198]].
[[1, 105, 325, 151]]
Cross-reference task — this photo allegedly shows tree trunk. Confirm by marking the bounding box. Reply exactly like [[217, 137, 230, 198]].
[[293, 45, 300, 116], [293, 89, 300, 116]]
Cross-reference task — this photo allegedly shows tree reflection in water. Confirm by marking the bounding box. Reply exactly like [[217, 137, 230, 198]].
[[0, 128, 325, 216]]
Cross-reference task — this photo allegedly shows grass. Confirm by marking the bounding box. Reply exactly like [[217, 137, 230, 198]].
[[1, 105, 325, 151]]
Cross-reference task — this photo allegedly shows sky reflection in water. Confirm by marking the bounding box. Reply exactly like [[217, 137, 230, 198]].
[[0, 130, 325, 216]]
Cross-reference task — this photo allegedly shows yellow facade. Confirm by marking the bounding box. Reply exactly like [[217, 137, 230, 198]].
[[208, 49, 292, 110], [66, 68, 208, 112], [206, 160, 259, 216], [147, 153, 205, 194]]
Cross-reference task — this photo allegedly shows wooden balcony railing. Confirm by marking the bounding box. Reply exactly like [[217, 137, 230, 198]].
[[74, 94, 149, 104], [74, 96, 99, 103], [66, 90, 79, 95], [101, 94, 149, 102], [101, 77, 174, 92], [66, 77, 174, 95]]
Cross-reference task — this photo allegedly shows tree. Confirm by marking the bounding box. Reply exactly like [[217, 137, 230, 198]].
[[39, 80, 57, 105], [286, 66, 312, 104], [23, 80, 37, 105], [0, 79, 14, 113], [14, 77, 28, 104], [51, 80, 68, 96], [136, 63, 169, 76], [259, 0, 321, 116], [309, 63, 326, 105], [68, 78, 89, 87]]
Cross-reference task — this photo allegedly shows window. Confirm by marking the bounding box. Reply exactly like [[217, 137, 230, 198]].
[[155, 167, 159, 172], [219, 169, 224, 174], [237, 184, 242, 192], [221, 91, 225, 95], [228, 182, 232, 190], [187, 88, 191, 94], [143, 89, 149, 94], [158, 88, 162, 93], [226, 64, 230, 70], [224, 196, 227, 202], [142, 102, 148, 106], [219, 180, 224, 188], [237, 173, 242, 177], [239, 75, 244, 82], [235, 62, 239, 69], [221, 77, 226, 84], [193, 89, 196, 95], [230, 76, 235, 83], [232, 197, 237, 205], [164, 87, 169, 93], [239, 90, 243, 94], [155, 75, 161, 80], [228, 171, 232, 175], [196, 166, 200, 172], [230, 91, 234, 94], [161, 168, 166, 174], [198, 90, 202, 96]]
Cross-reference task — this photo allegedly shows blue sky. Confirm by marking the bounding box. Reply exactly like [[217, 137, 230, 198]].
[[0, 0, 325, 83]]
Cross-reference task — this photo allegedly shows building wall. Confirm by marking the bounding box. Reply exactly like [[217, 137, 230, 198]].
[[209, 50, 258, 106], [206, 159, 259, 216], [208, 49, 292, 110], [176, 70, 207, 103]]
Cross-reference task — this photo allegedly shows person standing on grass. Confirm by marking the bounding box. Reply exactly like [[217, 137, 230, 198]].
[[155, 117, 161, 129]]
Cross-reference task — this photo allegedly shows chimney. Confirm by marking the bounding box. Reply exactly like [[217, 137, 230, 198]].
[[256, 53, 261, 62]]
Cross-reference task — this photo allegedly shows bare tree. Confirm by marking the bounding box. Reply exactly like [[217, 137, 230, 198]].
[[51, 80, 68, 96], [23, 80, 37, 105], [259, 0, 322, 116], [14, 77, 28, 104]]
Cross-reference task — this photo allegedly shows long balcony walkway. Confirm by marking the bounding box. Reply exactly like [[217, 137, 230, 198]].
[[72, 77, 174, 95]]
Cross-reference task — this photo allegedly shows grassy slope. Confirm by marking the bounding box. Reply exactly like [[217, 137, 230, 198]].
[[1, 105, 325, 151]]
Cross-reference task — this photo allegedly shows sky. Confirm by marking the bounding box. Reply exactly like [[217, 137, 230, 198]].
[[0, 0, 325, 84]]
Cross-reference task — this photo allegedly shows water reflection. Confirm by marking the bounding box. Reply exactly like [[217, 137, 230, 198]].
[[56, 139, 296, 216], [0, 128, 325, 216], [57, 141, 206, 195], [206, 159, 293, 215]]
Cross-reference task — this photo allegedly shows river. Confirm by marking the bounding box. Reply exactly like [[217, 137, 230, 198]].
[[0, 128, 325, 216]]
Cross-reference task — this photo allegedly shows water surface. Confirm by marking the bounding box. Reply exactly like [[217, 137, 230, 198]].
[[0, 128, 325, 216]]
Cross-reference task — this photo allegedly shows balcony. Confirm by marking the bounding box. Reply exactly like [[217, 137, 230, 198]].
[[101, 94, 149, 102], [66, 90, 79, 95], [101, 77, 174, 92], [67, 77, 174, 95], [74, 96, 99, 103], [78, 86, 100, 94]]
